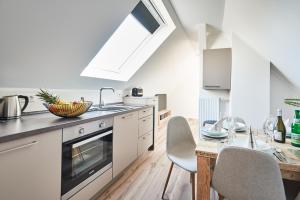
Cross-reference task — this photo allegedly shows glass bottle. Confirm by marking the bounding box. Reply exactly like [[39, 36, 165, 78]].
[[274, 109, 286, 143], [291, 110, 300, 147]]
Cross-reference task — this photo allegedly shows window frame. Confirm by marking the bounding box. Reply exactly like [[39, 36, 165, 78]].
[[80, 0, 176, 81]]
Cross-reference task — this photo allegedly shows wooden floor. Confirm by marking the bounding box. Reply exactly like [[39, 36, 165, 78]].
[[96, 119, 300, 200], [97, 120, 199, 200]]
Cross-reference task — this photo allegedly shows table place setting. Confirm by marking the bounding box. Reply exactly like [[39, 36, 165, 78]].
[[198, 117, 300, 165]]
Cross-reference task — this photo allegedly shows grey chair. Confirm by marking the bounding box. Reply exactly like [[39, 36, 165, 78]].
[[161, 116, 197, 200], [296, 192, 300, 200], [212, 146, 286, 200]]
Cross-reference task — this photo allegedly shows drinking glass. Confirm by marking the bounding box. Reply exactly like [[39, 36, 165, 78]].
[[263, 117, 276, 143], [225, 117, 236, 144]]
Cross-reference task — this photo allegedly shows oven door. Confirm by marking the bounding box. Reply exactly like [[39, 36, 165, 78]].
[[62, 128, 112, 198]]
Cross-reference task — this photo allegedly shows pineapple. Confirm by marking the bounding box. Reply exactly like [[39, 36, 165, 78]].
[[36, 89, 60, 104], [36, 89, 88, 117]]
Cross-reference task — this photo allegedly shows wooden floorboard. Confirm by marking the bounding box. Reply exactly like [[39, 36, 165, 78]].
[[97, 119, 199, 200]]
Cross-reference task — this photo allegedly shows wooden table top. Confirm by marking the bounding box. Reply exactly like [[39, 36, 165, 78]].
[[195, 134, 300, 173]]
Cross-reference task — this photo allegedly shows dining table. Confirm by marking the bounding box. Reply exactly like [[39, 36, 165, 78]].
[[195, 133, 300, 200]]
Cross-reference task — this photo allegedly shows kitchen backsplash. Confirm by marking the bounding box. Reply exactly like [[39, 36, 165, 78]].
[[0, 88, 123, 112]]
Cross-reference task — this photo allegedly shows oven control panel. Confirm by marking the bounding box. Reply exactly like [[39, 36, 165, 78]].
[[62, 117, 113, 142]]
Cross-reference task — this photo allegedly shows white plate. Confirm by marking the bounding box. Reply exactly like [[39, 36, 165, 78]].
[[201, 131, 228, 139], [201, 128, 227, 136], [223, 122, 247, 132]]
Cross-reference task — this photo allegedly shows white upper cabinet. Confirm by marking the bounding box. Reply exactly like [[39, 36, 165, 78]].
[[203, 48, 232, 90], [81, 0, 176, 81]]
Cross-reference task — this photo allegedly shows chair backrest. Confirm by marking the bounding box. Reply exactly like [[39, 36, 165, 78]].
[[212, 147, 286, 200], [166, 116, 196, 155]]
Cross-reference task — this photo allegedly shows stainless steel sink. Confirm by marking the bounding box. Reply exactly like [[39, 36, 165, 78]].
[[89, 105, 140, 112]]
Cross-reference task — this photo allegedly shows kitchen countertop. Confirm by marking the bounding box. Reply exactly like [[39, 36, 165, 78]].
[[0, 105, 153, 143]]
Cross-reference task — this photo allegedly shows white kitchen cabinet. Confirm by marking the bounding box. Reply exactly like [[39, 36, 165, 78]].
[[0, 130, 62, 200], [138, 107, 153, 119], [138, 132, 152, 156], [123, 97, 158, 137], [138, 115, 153, 137], [137, 108, 154, 156], [113, 111, 138, 177], [203, 48, 232, 90], [69, 169, 112, 200]]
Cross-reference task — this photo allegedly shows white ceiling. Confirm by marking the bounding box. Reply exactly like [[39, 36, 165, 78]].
[[169, 0, 225, 41]]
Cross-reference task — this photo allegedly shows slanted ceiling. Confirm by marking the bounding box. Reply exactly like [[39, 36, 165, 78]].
[[170, 0, 300, 89], [170, 0, 225, 41], [0, 0, 139, 89], [223, 0, 300, 88]]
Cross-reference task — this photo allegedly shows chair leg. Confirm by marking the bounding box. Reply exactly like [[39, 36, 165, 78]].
[[161, 162, 174, 199], [191, 172, 195, 200], [218, 193, 224, 200]]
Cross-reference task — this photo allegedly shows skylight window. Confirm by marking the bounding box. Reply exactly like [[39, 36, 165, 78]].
[[132, 1, 160, 34], [81, 0, 176, 81], [90, 14, 151, 72]]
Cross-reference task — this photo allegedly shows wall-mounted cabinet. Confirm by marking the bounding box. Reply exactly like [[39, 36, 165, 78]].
[[203, 48, 232, 90]]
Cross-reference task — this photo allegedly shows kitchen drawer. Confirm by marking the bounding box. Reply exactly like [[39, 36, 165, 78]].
[[69, 168, 112, 200], [138, 132, 152, 156], [63, 118, 113, 142], [139, 115, 153, 137], [139, 107, 153, 119]]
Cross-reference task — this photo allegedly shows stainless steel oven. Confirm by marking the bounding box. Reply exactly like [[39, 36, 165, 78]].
[[61, 118, 113, 200]]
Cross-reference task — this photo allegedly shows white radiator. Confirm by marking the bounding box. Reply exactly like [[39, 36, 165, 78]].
[[199, 98, 220, 126]]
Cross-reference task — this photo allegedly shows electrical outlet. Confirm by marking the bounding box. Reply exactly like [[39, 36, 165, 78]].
[[115, 90, 123, 97], [29, 95, 36, 103]]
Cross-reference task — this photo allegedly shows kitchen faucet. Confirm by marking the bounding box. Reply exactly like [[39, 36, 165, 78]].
[[99, 87, 115, 108]]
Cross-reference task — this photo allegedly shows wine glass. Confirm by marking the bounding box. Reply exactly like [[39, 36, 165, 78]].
[[225, 116, 236, 144], [263, 117, 276, 143]]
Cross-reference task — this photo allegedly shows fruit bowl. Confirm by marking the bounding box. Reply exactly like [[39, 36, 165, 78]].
[[43, 101, 93, 118]]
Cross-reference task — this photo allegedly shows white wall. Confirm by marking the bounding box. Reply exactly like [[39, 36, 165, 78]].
[[170, 0, 225, 42], [270, 64, 300, 121], [125, 0, 200, 119], [198, 24, 231, 110], [223, 0, 300, 88], [0, 88, 123, 112], [0, 0, 138, 89], [230, 35, 270, 128], [206, 25, 231, 50], [0, 0, 202, 119]]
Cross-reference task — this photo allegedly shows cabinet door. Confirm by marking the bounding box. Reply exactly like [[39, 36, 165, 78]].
[[203, 48, 231, 90], [0, 130, 62, 200], [113, 111, 138, 177]]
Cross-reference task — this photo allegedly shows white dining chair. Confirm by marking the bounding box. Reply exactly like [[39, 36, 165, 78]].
[[212, 146, 286, 200], [296, 193, 300, 200], [161, 116, 197, 200]]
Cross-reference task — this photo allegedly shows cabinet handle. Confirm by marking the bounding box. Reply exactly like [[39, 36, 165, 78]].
[[122, 113, 133, 119], [78, 127, 85, 135], [0, 141, 38, 155], [99, 122, 105, 128], [204, 85, 221, 88]]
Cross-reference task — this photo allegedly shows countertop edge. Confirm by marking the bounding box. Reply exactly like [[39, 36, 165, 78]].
[[0, 105, 154, 144]]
